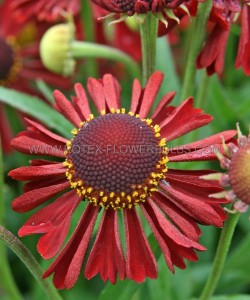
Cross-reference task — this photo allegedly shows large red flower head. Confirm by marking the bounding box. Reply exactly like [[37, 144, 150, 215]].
[[91, 0, 187, 15], [9, 72, 236, 288]]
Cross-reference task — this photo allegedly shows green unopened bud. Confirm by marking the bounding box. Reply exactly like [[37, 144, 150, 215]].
[[125, 16, 140, 32], [40, 18, 75, 76]]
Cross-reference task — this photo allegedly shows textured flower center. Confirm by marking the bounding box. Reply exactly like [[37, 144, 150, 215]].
[[229, 143, 250, 204], [65, 111, 168, 209], [0, 37, 21, 85], [0, 37, 14, 80], [115, 0, 184, 14]]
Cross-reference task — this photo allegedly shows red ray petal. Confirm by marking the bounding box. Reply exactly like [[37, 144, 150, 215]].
[[103, 74, 121, 110], [54, 90, 82, 127], [9, 163, 65, 180], [124, 208, 157, 283], [151, 91, 176, 121], [84, 209, 125, 283], [130, 78, 142, 114], [151, 193, 201, 241], [25, 118, 67, 143], [11, 131, 65, 157], [12, 181, 70, 212], [43, 205, 99, 289], [18, 190, 81, 259], [159, 182, 226, 226], [139, 71, 164, 118], [74, 83, 92, 120], [159, 98, 212, 141], [141, 199, 204, 271], [87, 77, 106, 113]]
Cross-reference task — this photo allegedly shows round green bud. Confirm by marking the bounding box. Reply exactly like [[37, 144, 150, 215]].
[[40, 20, 75, 76]]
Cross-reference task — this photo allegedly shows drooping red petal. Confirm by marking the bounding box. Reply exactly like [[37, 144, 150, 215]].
[[124, 208, 157, 283], [54, 90, 82, 127], [151, 192, 201, 242], [18, 190, 81, 259], [159, 98, 212, 141], [235, 4, 250, 75], [84, 210, 125, 283], [196, 24, 230, 75], [43, 205, 99, 289], [141, 199, 205, 271], [158, 182, 226, 227], [9, 163, 65, 180], [12, 180, 70, 212], [139, 71, 164, 118]]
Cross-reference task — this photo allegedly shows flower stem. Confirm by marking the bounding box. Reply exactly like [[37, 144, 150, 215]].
[[71, 41, 141, 80], [0, 226, 62, 300], [139, 13, 158, 85], [199, 212, 241, 300], [0, 141, 22, 300], [180, 0, 213, 100], [196, 71, 210, 108], [80, 0, 98, 77]]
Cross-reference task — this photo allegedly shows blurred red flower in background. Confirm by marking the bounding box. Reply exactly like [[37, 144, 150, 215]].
[[0, 0, 72, 152], [11, 0, 80, 22]]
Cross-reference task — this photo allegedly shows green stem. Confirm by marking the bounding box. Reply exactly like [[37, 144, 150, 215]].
[[0, 141, 22, 300], [196, 71, 210, 108], [80, 0, 99, 77], [0, 226, 63, 300], [180, 0, 212, 100], [71, 41, 141, 80], [139, 13, 158, 85], [199, 212, 241, 300]]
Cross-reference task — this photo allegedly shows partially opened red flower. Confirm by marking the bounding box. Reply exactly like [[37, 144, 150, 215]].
[[203, 125, 250, 213], [9, 71, 236, 288], [197, 0, 250, 75], [91, 0, 187, 15], [11, 0, 80, 22]]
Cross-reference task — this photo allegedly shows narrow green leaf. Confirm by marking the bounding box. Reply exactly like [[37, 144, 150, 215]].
[[35, 80, 55, 103], [0, 87, 72, 137]]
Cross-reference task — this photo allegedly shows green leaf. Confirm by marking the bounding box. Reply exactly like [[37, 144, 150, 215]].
[[193, 295, 250, 300], [0, 87, 72, 137], [98, 279, 141, 300], [35, 80, 55, 104]]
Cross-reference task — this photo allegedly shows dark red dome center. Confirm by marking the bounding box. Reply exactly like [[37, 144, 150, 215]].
[[68, 113, 160, 194], [0, 37, 15, 80]]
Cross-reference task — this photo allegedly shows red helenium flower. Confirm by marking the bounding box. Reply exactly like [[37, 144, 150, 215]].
[[9, 72, 236, 288], [91, 0, 187, 15], [197, 0, 250, 75], [11, 0, 80, 22], [203, 125, 250, 213]]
